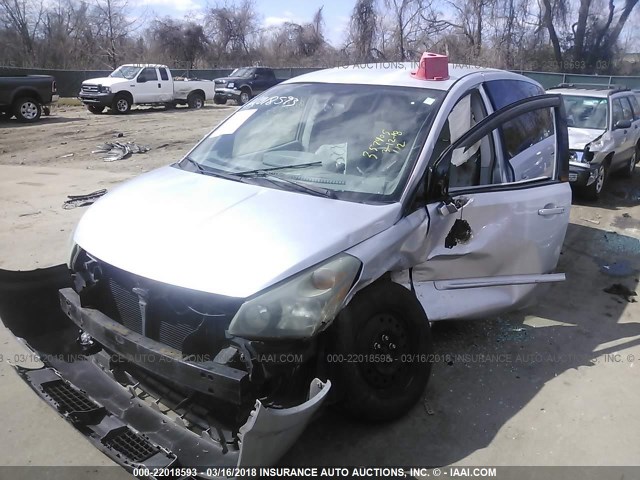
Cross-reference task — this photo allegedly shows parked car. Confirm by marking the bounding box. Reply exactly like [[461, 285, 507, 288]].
[[1, 54, 570, 472], [78, 64, 215, 114], [548, 83, 640, 199], [214, 66, 284, 105], [0, 75, 58, 122]]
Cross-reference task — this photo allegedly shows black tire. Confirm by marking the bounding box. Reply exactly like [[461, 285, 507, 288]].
[[112, 94, 131, 114], [239, 89, 251, 105], [213, 96, 227, 105], [87, 105, 105, 114], [327, 281, 433, 421], [13, 97, 41, 123], [583, 163, 607, 200], [622, 147, 638, 178], [188, 92, 205, 109]]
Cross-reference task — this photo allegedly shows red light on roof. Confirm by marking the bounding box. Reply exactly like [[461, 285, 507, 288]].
[[411, 52, 449, 81]]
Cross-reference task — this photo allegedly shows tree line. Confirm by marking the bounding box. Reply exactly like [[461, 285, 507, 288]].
[[1, 0, 639, 74]]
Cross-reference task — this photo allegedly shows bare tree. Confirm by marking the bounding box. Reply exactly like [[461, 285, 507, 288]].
[[205, 0, 259, 64], [0, 0, 44, 58], [348, 0, 379, 62], [150, 18, 208, 69], [91, 0, 137, 69]]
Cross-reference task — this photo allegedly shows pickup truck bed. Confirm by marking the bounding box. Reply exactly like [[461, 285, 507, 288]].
[[0, 75, 59, 122]]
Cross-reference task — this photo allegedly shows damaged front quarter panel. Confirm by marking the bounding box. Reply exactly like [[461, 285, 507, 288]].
[[0, 266, 331, 474]]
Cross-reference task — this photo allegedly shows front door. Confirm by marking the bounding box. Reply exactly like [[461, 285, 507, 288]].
[[411, 94, 571, 320], [134, 67, 160, 103]]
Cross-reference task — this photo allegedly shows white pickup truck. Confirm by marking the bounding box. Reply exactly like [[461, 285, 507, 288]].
[[78, 64, 216, 114]]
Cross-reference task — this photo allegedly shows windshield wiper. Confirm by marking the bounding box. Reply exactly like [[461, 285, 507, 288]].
[[248, 172, 336, 199], [236, 161, 321, 176], [178, 157, 247, 182]]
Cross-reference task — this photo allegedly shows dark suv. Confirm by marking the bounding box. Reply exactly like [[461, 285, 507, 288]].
[[213, 67, 283, 105]]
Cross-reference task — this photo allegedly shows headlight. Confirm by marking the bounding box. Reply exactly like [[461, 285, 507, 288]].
[[228, 254, 361, 340], [569, 150, 586, 163], [227, 82, 235, 89], [588, 137, 605, 150], [100, 86, 111, 93]]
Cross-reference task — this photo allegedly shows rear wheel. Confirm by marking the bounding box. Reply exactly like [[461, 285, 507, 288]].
[[187, 92, 205, 109], [13, 97, 41, 123], [112, 94, 131, 114], [327, 281, 433, 421], [87, 105, 105, 114]]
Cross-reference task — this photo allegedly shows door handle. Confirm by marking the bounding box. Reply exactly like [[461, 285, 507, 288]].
[[158, 83, 161, 88], [538, 206, 565, 216]]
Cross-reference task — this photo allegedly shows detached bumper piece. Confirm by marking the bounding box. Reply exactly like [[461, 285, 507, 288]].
[[18, 367, 176, 469], [0, 266, 331, 477]]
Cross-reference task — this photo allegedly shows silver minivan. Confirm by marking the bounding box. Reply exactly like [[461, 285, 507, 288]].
[[0, 57, 571, 471]]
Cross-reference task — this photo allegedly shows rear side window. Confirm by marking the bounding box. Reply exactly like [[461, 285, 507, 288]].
[[160, 68, 169, 81], [628, 95, 640, 119]]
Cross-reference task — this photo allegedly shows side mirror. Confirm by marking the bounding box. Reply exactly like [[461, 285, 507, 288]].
[[615, 119, 632, 129], [253, 73, 258, 79], [137, 76, 147, 83]]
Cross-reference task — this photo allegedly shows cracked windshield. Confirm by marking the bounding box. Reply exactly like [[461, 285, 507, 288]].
[[186, 83, 443, 202]]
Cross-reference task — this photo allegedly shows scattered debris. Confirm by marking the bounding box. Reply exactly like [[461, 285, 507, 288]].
[[113, 132, 124, 138], [92, 142, 150, 162], [62, 189, 108, 209], [603, 283, 637, 303], [18, 211, 41, 217], [423, 399, 435, 415], [623, 213, 631, 218], [60, 153, 74, 158], [580, 217, 600, 225], [600, 259, 635, 277]]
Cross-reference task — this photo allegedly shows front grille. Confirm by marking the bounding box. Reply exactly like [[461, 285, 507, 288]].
[[103, 427, 157, 462], [82, 84, 99, 93], [108, 278, 143, 334], [75, 252, 242, 354], [42, 380, 98, 413]]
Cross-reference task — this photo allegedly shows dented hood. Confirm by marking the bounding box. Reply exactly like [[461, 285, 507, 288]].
[[74, 166, 399, 298], [568, 127, 605, 150]]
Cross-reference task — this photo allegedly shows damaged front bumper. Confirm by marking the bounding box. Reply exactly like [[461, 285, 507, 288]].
[[0, 266, 330, 475]]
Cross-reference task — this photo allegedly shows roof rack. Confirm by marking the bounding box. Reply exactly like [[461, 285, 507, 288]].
[[548, 82, 629, 94]]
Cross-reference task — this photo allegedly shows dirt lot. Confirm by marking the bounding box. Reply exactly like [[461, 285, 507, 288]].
[[0, 104, 639, 474]]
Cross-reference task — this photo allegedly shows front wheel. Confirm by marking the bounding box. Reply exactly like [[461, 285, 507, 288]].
[[239, 90, 250, 105], [327, 281, 433, 421], [623, 148, 638, 178], [583, 163, 606, 200], [112, 94, 131, 114], [13, 97, 41, 123]]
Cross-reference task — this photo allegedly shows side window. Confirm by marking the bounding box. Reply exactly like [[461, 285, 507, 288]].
[[139, 67, 157, 82], [484, 79, 544, 110], [160, 68, 169, 81], [628, 95, 640, 120], [440, 105, 557, 188], [611, 98, 626, 127], [620, 97, 634, 121], [432, 90, 496, 189]]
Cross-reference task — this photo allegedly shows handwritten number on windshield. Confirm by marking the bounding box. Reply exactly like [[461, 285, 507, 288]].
[[363, 129, 406, 160]]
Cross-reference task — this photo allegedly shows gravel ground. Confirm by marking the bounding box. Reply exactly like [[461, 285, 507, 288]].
[[0, 104, 639, 475]]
